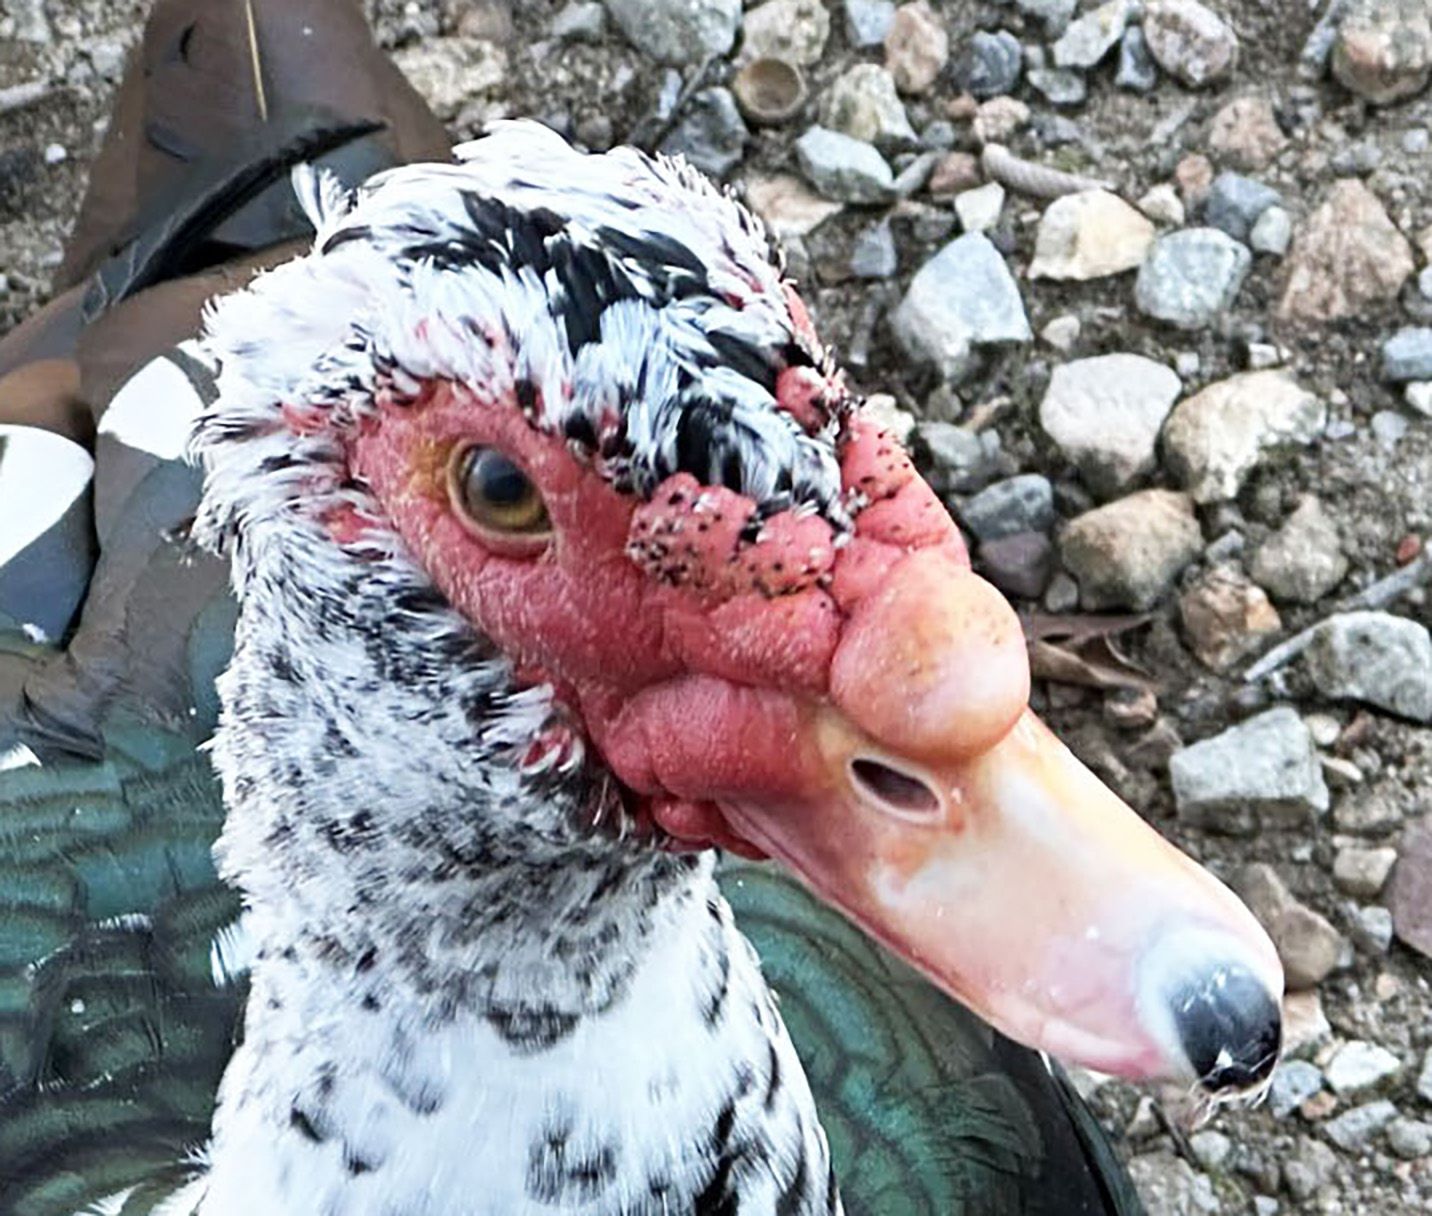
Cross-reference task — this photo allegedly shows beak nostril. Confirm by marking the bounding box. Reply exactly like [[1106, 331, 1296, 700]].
[[848, 757, 942, 822]]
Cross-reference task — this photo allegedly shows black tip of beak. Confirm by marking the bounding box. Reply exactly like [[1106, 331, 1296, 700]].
[[1173, 962, 1282, 1093]]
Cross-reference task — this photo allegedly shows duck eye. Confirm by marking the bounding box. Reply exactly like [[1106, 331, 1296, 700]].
[[448, 445, 551, 539]]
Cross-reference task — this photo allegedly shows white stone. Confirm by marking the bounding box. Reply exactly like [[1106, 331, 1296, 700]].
[[1040, 314, 1081, 351], [1304, 612, 1432, 722], [1039, 354, 1182, 496], [1137, 182, 1186, 226], [1029, 190, 1155, 280], [1052, 0, 1135, 68], [954, 182, 1006, 233], [1162, 370, 1326, 503], [1326, 1041, 1402, 1097]]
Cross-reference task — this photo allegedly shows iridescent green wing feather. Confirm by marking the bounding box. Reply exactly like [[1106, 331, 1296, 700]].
[[721, 858, 1146, 1216]]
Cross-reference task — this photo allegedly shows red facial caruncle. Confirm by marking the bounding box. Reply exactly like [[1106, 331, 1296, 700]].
[[332, 286, 1282, 1099]]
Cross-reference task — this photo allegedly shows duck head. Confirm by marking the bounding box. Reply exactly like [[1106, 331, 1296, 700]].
[[194, 122, 1281, 1097]]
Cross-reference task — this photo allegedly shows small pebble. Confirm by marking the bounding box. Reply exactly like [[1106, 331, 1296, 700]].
[[1250, 205, 1293, 256], [1135, 228, 1252, 331], [1137, 183, 1186, 226], [953, 30, 1023, 99], [849, 221, 898, 278], [954, 181, 1006, 233], [1116, 25, 1159, 91], [1040, 314, 1081, 351], [1204, 172, 1282, 243]]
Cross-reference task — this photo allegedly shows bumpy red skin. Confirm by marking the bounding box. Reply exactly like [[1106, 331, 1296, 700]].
[[347, 376, 968, 854]]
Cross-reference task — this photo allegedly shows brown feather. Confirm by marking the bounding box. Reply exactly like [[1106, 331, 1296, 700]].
[[58, 0, 451, 292]]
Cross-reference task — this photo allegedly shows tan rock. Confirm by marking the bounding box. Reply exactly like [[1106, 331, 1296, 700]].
[[1332, 0, 1432, 106], [1163, 370, 1326, 503], [1028, 190, 1156, 281], [1173, 152, 1214, 206], [1179, 566, 1282, 671], [1060, 489, 1204, 610], [1208, 96, 1287, 171], [927, 151, 982, 198], [971, 96, 1030, 144], [1236, 864, 1348, 990], [1389, 814, 1432, 961], [741, 173, 842, 238], [885, 1, 949, 95], [1282, 990, 1332, 1058], [1278, 180, 1414, 323], [738, 0, 831, 65], [1142, 0, 1240, 87]]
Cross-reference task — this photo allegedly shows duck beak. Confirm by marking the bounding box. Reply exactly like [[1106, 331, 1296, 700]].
[[716, 551, 1284, 1091]]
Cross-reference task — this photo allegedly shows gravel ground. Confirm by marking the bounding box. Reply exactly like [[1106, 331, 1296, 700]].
[[2, 0, 1431, 1212]]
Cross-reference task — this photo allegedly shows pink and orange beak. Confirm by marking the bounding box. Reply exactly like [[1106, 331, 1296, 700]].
[[624, 547, 1284, 1094]]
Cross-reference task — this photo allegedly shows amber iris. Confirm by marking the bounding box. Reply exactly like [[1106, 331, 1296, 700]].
[[448, 445, 551, 537]]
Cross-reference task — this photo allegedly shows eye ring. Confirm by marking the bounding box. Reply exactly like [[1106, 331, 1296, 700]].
[[446, 444, 553, 555]]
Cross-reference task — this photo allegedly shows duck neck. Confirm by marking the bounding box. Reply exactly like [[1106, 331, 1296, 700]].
[[195, 552, 837, 1213], [199, 846, 837, 1215]]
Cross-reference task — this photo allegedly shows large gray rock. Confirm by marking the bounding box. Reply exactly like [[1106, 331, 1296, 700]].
[[820, 64, 917, 148], [658, 88, 748, 177], [958, 474, 1055, 542], [1171, 708, 1330, 834], [1304, 612, 1432, 722], [891, 233, 1031, 381], [1249, 495, 1348, 603], [605, 0, 741, 63], [1324, 1101, 1399, 1151], [794, 126, 894, 203], [1039, 353, 1181, 495], [1162, 370, 1325, 502], [1060, 489, 1203, 610], [1052, 0, 1135, 69], [1325, 1041, 1402, 1098], [1382, 327, 1432, 382], [1135, 228, 1251, 330]]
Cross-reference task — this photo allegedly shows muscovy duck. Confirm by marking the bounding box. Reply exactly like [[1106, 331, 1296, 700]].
[[0, 4, 1283, 1214]]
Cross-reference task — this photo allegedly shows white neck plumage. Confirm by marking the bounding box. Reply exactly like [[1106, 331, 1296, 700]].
[[184, 542, 839, 1215]]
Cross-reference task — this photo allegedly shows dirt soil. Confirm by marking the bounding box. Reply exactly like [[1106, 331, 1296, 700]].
[[2, 1, 1430, 1213]]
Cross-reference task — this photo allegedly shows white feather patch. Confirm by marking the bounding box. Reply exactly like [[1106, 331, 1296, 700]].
[[0, 425, 93, 570], [0, 742, 40, 771], [98, 355, 204, 461]]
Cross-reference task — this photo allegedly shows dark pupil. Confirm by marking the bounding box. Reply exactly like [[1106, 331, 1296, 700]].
[[475, 452, 530, 506]]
